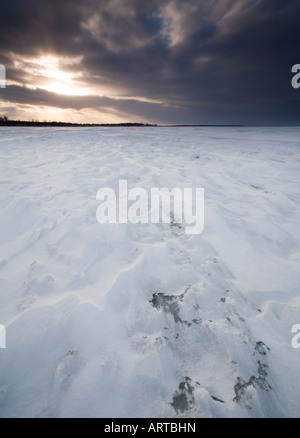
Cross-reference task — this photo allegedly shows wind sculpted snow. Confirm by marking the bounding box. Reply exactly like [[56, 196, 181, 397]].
[[0, 126, 299, 417]]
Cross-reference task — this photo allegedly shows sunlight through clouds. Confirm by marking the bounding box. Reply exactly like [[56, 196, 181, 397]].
[[0, 0, 299, 124], [10, 54, 91, 96]]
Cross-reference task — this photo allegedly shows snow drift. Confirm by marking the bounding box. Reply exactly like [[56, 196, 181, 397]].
[[0, 126, 299, 418]]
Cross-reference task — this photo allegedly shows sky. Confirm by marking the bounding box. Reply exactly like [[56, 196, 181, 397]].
[[0, 0, 299, 125]]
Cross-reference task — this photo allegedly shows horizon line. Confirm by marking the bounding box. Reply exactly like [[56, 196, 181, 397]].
[[0, 117, 299, 128]]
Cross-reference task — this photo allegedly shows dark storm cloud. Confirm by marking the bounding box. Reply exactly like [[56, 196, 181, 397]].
[[0, 0, 83, 56], [1, 84, 175, 122], [0, 0, 300, 124]]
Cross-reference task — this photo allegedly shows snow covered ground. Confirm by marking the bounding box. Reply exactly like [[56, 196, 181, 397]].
[[0, 126, 299, 418]]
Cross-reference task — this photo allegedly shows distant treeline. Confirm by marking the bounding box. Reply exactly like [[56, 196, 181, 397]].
[[0, 116, 157, 127]]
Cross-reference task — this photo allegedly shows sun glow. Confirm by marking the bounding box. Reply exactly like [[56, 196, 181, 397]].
[[12, 54, 92, 96]]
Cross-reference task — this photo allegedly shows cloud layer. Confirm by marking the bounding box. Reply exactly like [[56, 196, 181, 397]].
[[0, 0, 299, 124]]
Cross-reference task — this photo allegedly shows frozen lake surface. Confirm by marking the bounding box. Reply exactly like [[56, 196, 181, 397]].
[[0, 126, 299, 417]]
